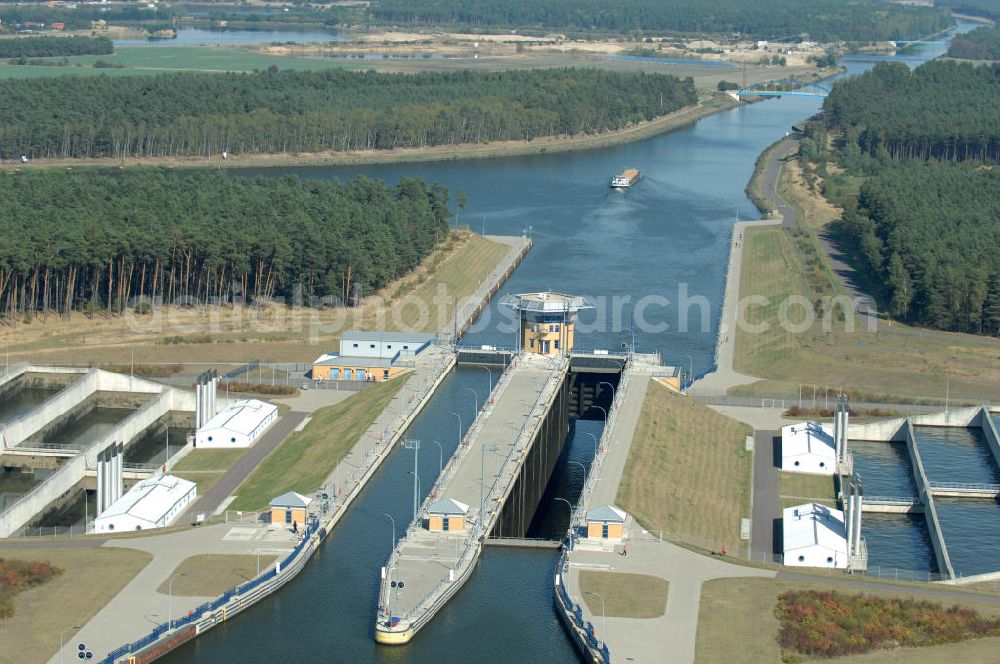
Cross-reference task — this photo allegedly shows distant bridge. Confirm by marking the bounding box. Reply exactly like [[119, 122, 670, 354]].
[[895, 40, 946, 46], [734, 80, 831, 99]]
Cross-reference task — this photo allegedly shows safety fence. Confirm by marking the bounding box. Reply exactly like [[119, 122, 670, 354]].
[[99, 517, 322, 664], [553, 549, 610, 664]]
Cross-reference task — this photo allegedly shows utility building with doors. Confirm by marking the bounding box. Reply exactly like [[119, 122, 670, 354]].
[[585, 504, 628, 541], [270, 491, 312, 529], [311, 330, 435, 382], [424, 498, 469, 532]]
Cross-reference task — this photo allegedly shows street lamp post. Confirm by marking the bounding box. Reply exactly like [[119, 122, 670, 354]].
[[450, 411, 463, 447], [584, 591, 606, 640], [568, 460, 587, 475], [463, 387, 480, 419], [599, 381, 616, 404], [167, 572, 187, 629], [583, 432, 599, 457], [592, 405, 608, 425], [479, 365, 493, 397], [554, 497, 574, 528], [430, 440, 444, 476], [59, 625, 81, 664], [402, 440, 421, 518], [384, 513, 396, 551]]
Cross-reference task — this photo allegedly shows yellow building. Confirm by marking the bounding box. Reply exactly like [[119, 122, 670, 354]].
[[501, 292, 594, 356], [585, 504, 627, 541], [269, 491, 312, 530], [424, 498, 469, 532], [311, 355, 409, 383]]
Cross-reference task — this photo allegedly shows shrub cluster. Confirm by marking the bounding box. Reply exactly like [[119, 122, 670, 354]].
[[0, 559, 63, 618], [777, 589, 1000, 658]]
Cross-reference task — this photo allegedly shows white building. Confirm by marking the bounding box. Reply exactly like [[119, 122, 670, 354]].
[[782, 502, 849, 569], [781, 421, 836, 475], [338, 331, 435, 360], [195, 399, 278, 448], [95, 475, 196, 533]]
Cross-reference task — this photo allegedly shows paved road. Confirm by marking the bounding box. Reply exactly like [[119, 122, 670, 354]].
[[751, 430, 780, 560], [182, 411, 308, 519]]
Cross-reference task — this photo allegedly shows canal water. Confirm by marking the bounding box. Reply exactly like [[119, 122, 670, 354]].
[[935, 499, 1000, 577], [124, 422, 192, 467], [113, 28, 347, 47], [23, 407, 134, 452], [850, 440, 935, 573], [0, 386, 58, 425], [914, 426, 1000, 486], [160, 24, 977, 663]]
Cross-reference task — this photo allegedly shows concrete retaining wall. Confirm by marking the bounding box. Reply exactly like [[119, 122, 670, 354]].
[[902, 419, 955, 579], [978, 406, 1000, 473], [84, 391, 173, 466], [911, 406, 981, 428], [1, 370, 98, 446], [847, 416, 908, 442], [0, 453, 86, 538]]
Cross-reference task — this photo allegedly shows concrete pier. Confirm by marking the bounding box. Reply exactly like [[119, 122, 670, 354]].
[[375, 353, 569, 644], [901, 419, 956, 580]]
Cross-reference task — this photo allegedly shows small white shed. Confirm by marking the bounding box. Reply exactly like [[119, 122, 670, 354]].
[[196, 399, 278, 448], [95, 475, 196, 533], [781, 421, 836, 475], [782, 502, 848, 569], [338, 331, 434, 360]]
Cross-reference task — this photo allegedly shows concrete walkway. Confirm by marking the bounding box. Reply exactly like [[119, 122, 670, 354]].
[[688, 218, 778, 396], [48, 522, 299, 664], [564, 533, 774, 663]]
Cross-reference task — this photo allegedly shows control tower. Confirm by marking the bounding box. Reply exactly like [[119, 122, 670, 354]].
[[501, 291, 593, 356]]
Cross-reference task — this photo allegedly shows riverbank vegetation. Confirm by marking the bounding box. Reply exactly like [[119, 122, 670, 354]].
[[0, 558, 62, 618], [0, 171, 450, 320], [618, 382, 751, 553], [368, 0, 950, 41], [948, 25, 1000, 59], [777, 589, 1000, 659], [0, 36, 112, 58], [938, 0, 1000, 22], [0, 68, 696, 159]]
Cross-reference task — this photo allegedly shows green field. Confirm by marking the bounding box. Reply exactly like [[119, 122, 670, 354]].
[[229, 378, 405, 510], [0, 46, 374, 78]]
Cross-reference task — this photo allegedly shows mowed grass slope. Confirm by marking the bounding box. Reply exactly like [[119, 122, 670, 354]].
[[695, 577, 1000, 664], [732, 169, 1000, 403], [617, 382, 752, 550], [230, 378, 405, 510], [0, 547, 151, 664]]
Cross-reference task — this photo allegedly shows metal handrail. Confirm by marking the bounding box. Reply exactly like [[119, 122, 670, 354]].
[[928, 481, 1000, 491]]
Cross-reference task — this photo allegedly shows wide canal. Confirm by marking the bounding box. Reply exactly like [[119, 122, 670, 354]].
[[161, 25, 975, 663]]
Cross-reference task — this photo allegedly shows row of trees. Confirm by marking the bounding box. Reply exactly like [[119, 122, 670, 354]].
[[936, 0, 1000, 22], [367, 0, 951, 41], [839, 161, 1000, 335], [0, 36, 112, 58], [824, 61, 1000, 163], [0, 68, 697, 159], [948, 25, 1000, 59], [0, 4, 171, 31], [0, 171, 451, 319]]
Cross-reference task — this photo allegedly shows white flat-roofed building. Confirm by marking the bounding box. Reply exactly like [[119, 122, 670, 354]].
[[782, 502, 849, 569], [95, 475, 196, 533], [195, 398, 278, 448], [339, 331, 435, 360], [781, 421, 836, 475]]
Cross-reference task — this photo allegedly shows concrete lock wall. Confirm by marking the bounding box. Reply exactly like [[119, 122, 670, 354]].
[[84, 390, 173, 467], [492, 374, 570, 538], [978, 406, 1000, 471], [1, 370, 99, 446], [902, 419, 956, 579], [911, 406, 981, 428], [0, 453, 87, 537], [847, 416, 908, 442]]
